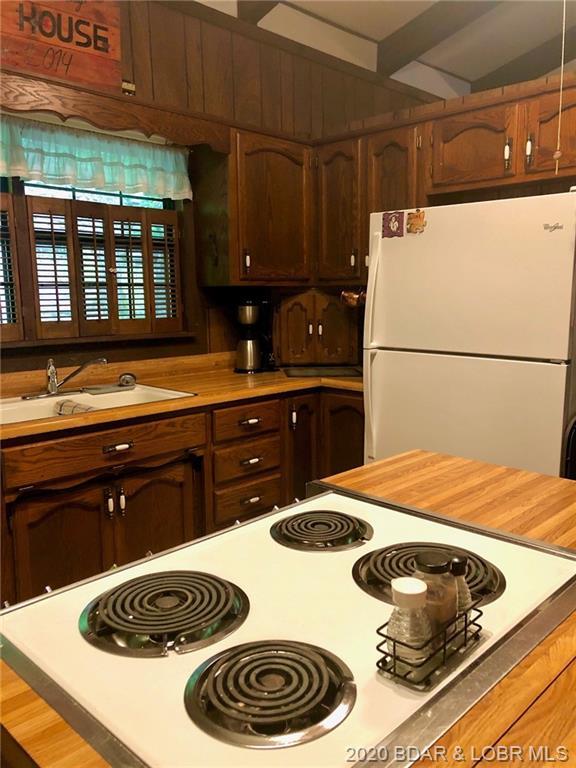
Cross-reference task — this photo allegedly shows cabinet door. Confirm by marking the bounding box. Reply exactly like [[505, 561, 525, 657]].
[[284, 394, 319, 503], [12, 484, 115, 602], [113, 460, 198, 565], [523, 91, 576, 175], [320, 392, 365, 477], [363, 127, 417, 280], [432, 105, 518, 186], [276, 291, 316, 365], [315, 292, 358, 365], [236, 131, 312, 281], [317, 140, 362, 281]]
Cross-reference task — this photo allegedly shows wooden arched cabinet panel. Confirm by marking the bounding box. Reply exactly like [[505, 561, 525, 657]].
[[432, 105, 519, 186], [236, 131, 312, 281], [522, 91, 576, 176], [365, 127, 417, 215], [320, 392, 365, 477], [317, 140, 362, 281], [12, 484, 115, 602]]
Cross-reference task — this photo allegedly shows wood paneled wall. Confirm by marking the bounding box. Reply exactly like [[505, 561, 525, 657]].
[[116, 1, 436, 141]]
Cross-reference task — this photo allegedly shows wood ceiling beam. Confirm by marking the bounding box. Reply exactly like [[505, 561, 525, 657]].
[[237, 1, 279, 25], [473, 26, 576, 91], [377, 1, 501, 77]]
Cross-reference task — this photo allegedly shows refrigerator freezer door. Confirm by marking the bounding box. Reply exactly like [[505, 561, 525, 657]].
[[365, 194, 576, 360], [364, 349, 568, 475]]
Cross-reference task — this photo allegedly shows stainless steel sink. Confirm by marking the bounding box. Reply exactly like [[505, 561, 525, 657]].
[[0, 385, 196, 425]]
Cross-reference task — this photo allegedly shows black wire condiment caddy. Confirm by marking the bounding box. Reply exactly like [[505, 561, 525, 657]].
[[376, 595, 484, 690]]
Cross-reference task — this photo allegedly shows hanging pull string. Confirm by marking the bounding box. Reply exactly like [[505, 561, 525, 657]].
[[554, 0, 567, 175]]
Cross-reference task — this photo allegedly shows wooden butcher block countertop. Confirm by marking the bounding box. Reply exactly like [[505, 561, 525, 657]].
[[2, 450, 576, 767], [0, 352, 363, 442]]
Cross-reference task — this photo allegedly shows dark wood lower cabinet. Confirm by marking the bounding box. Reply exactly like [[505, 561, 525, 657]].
[[320, 391, 365, 477], [284, 394, 319, 502], [113, 460, 200, 566], [12, 482, 116, 602], [10, 455, 201, 602]]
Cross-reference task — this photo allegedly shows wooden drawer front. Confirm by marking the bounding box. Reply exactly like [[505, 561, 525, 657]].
[[213, 474, 282, 527], [214, 436, 281, 485], [3, 413, 206, 490], [213, 400, 280, 443]]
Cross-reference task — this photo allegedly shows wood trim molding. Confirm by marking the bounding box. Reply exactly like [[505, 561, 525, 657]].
[[0, 71, 230, 152]]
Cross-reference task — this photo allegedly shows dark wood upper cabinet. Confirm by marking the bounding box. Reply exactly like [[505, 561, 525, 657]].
[[363, 127, 417, 277], [236, 131, 312, 281], [522, 91, 576, 176], [275, 290, 359, 366], [275, 290, 316, 364], [315, 292, 358, 365], [316, 140, 362, 281], [431, 105, 519, 187]]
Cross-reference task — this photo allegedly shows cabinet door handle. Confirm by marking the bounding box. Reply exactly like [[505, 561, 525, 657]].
[[103, 441, 133, 455], [243, 249, 251, 272], [239, 417, 261, 426], [240, 456, 263, 466], [44, 585, 53, 593], [350, 251, 356, 267], [290, 407, 297, 430], [365, 254, 369, 268], [242, 495, 262, 506], [308, 322, 314, 336], [118, 487, 126, 517], [317, 322, 323, 338], [504, 137, 512, 170], [525, 135, 533, 165], [105, 488, 115, 519]]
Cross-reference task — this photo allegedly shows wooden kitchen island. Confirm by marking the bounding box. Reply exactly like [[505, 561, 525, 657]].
[[2, 449, 575, 767]]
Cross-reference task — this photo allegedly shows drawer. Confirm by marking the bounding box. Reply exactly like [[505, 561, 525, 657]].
[[214, 435, 281, 485], [213, 474, 282, 527], [212, 399, 280, 443], [3, 413, 206, 490]]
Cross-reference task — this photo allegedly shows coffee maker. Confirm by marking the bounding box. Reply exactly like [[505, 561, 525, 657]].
[[235, 301, 263, 373]]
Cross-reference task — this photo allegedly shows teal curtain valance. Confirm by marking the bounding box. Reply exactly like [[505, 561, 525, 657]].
[[0, 115, 192, 199]]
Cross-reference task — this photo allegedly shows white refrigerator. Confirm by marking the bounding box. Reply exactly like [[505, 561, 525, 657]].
[[364, 192, 576, 476]]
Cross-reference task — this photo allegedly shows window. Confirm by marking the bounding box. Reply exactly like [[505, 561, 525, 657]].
[[22, 193, 183, 341], [24, 181, 167, 209], [0, 192, 23, 341]]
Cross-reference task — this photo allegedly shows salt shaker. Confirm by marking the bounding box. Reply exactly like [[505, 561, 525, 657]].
[[387, 577, 433, 665]]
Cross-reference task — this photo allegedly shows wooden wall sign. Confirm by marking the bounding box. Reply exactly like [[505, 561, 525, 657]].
[[0, 1, 121, 92]]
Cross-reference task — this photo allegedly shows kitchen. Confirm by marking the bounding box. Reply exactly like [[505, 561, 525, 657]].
[[1, 1, 576, 766]]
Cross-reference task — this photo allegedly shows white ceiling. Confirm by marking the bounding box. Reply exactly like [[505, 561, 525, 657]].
[[289, 0, 435, 41], [421, 1, 576, 81]]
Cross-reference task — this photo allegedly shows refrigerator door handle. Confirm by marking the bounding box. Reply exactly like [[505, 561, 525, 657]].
[[364, 231, 382, 347], [364, 350, 377, 462]]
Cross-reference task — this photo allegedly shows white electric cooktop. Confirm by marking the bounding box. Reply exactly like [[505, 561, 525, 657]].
[[1, 491, 575, 768]]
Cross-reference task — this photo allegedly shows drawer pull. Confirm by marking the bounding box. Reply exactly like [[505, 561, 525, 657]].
[[242, 495, 262, 506], [44, 586, 53, 593], [103, 441, 134, 455], [239, 417, 261, 427], [240, 456, 263, 467]]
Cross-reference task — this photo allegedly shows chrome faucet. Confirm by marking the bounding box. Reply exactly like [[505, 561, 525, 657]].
[[22, 358, 108, 400]]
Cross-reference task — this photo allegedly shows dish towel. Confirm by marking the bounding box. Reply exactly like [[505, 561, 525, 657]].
[[55, 399, 95, 415]]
